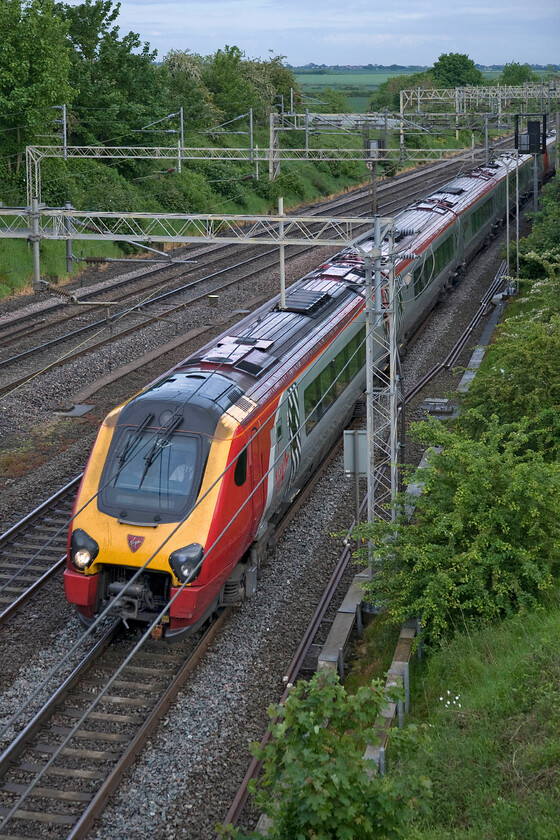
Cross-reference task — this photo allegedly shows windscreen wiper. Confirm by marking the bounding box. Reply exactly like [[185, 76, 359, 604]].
[[138, 414, 183, 489], [116, 412, 154, 470]]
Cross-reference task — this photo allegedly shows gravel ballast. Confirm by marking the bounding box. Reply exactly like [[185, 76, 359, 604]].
[[0, 206, 525, 838]]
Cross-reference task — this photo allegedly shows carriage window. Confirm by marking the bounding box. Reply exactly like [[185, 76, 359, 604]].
[[234, 449, 247, 486]]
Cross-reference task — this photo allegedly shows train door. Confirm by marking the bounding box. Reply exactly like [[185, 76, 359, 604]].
[[250, 425, 267, 527]]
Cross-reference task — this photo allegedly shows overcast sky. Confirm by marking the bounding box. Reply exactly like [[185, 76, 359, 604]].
[[79, 0, 559, 66]]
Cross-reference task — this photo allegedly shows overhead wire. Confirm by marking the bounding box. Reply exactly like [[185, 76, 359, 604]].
[[0, 251, 381, 748], [0, 304, 381, 828]]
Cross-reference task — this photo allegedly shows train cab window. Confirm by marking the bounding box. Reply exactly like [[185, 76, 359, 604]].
[[99, 430, 203, 524], [234, 449, 247, 486], [276, 419, 283, 441]]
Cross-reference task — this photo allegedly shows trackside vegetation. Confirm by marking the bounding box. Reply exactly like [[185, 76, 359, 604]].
[[218, 671, 432, 840], [0, 0, 373, 298], [355, 172, 560, 648], [224, 173, 560, 838]]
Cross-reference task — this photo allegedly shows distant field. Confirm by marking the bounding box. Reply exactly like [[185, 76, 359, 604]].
[[295, 68, 555, 113], [295, 70, 410, 113], [295, 70, 409, 89]]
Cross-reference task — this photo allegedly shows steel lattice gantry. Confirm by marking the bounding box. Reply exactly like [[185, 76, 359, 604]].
[[399, 82, 560, 116], [0, 205, 378, 247]]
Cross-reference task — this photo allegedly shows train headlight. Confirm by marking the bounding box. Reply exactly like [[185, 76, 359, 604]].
[[169, 543, 204, 583], [70, 529, 99, 570]]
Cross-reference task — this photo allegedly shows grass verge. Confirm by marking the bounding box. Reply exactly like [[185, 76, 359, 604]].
[[388, 601, 560, 839]]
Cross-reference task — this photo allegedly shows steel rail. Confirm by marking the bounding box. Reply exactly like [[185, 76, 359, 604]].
[[65, 609, 230, 840], [0, 142, 498, 346], [0, 170, 466, 397], [0, 174, 427, 372], [0, 621, 120, 776], [0, 476, 82, 626], [220, 258, 511, 832]]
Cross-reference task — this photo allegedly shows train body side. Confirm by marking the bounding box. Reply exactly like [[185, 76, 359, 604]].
[[64, 135, 557, 638]]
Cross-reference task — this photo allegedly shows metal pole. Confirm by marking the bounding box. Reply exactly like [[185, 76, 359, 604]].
[[365, 252, 374, 531], [533, 154, 538, 212], [399, 90, 405, 163], [305, 109, 309, 160], [388, 227, 398, 519], [178, 106, 183, 174], [269, 113, 274, 181], [353, 431, 360, 526], [484, 115, 489, 165], [505, 160, 510, 275], [64, 201, 73, 274], [30, 197, 41, 292], [278, 197, 286, 310], [249, 108, 254, 164], [515, 151, 520, 289], [62, 104, 67, 161]]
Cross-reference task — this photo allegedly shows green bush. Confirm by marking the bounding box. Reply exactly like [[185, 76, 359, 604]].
[[356, 416, 560, 646], [219, 671, 431, 839]]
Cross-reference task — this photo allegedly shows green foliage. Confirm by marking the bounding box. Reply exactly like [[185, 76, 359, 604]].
[[312, 86, 351, 113], [431, 53, 483, 88], [368, 72, 433, 112], [160, 49, 218, 128], [499, 61, 537, 85], [517, 175, 560, 276], [390, 607, 560, 838], [0, 0, 73, 172], [219, 671, 430, 839], [356, 417, 560, 646], [57, 0, 161, 146], [203, 45, 260, 123]]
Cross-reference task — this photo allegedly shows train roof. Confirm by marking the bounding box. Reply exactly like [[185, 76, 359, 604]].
[[138, 138, 555, 420]]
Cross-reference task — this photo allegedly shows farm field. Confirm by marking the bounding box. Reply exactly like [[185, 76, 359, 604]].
[[293, 68, 553, 113], [295, 70, 412, 114], [294, 69, 411, 112]]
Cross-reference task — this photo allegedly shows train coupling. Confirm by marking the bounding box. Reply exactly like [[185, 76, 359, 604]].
[[107, 580, 154, 620]]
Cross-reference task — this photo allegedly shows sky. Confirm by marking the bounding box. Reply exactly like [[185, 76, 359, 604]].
[[87, 0, 559, 67]]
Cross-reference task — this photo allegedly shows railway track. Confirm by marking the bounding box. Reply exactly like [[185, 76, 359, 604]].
[[0, 142, 504, 399], [0, 244, 512, 837], [0, 614, 228, 839], [0, 146, 484, 344], [0, 255, 509, 629], [0, 405, 356, 839], [220, 258, 512, 833], [0, 478, 81, 626]]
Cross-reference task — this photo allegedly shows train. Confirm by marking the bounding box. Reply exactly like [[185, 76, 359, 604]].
[[64, 135, 557, 640]]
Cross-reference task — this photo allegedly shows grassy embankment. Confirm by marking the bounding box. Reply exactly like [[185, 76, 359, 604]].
[[346, 171, 560, 837]]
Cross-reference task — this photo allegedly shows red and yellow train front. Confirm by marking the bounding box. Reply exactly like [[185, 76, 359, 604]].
[[64, 371, 264, 638]]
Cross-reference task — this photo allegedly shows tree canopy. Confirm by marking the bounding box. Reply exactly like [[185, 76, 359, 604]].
[[431, 53, 483, 88], [0, 0, 73, 172], [499, 61, 537, 85]]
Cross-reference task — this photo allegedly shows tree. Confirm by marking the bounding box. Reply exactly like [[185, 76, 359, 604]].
[[203, 45, 259, 123], [356, 417, 560, 646], [219, 671, 430, 839], [369, 71, 433, 111], [56, 0, 161, 146], [160, 49, 216, 128], [0, 0, 73, 173], [499, 61, 537, 85], [431, 53, 483, 88]]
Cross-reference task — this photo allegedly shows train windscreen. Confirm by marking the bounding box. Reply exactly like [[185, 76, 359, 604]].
[[99, 428, 203, 524]]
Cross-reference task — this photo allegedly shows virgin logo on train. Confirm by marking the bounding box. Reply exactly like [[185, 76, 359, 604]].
[[127, 535, 144, 553]]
